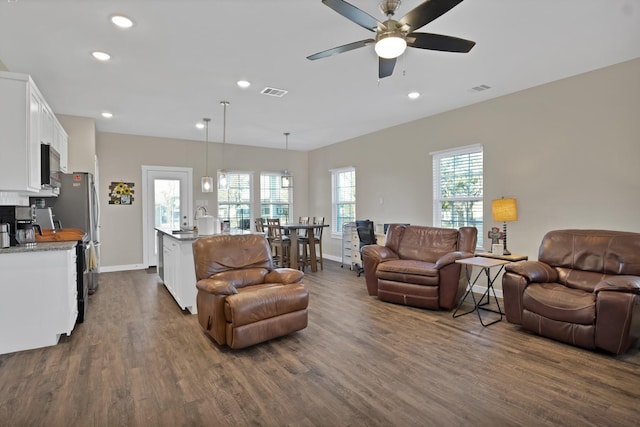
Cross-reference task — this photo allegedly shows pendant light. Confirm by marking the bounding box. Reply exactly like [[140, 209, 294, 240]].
[[281, 132, 293, 188], [218, 101, 230, 190], [200, 118, 213, 192]]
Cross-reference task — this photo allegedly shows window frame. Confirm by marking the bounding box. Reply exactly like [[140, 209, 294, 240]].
[[431, 144, 484, 248], [217, 170, 253, 230], [330, 166, 356, 237], [259, 172, 293, 223]]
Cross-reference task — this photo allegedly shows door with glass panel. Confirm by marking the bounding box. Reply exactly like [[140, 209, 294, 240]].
[[142, 166, 192, 267]]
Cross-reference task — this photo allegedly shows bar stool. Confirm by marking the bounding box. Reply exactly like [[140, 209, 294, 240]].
[[311, 216, 325, 271], [266, 218, 290, 268], [297, 217, 311, 271]]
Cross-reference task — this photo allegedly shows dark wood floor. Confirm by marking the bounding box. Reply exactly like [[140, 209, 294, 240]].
[[1, 260, 639, 426]]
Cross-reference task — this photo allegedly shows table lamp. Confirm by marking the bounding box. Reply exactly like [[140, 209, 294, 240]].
[[491, 197, 518, 255]]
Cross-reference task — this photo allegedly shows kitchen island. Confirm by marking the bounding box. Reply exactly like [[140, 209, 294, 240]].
[[156, 228, 258, 315], [156, 228, 200, 314], [0, 241, 78, 354]]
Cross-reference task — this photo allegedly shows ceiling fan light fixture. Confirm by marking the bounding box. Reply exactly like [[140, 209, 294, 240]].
[[375, 33, 407, 59]]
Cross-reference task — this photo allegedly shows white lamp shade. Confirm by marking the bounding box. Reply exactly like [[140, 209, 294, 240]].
[[375, 35, 407, 59]]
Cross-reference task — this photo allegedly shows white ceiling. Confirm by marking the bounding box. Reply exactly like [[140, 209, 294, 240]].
[[1, 0, 639, 151]]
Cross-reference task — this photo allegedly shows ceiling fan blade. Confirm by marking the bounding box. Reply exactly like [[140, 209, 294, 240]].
[[407, 32, 475, 53], [307, 39, 374, 60], [399, 0, 464, 31], [379, 57, 396, 79], [322, 0, 381, 32]]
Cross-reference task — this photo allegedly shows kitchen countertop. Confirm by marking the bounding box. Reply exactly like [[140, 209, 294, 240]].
[[155, 227, 257, 241], [0, 241, 77, 254]]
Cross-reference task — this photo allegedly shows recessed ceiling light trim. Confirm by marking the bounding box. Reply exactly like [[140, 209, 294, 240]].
[[237, 80, 251, 89], [101, 112, 113, 118], [92, 51, 111, 61], [111, 15, 134, 28]]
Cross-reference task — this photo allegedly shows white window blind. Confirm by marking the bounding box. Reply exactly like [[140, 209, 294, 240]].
[[432, 144, 483, 247], [217, 171, 252, 230], [260, 173, 292, 223], [331, 166, 356, 235]]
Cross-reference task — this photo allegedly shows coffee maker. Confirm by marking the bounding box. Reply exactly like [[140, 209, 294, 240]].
[[14, 206, 38, 246]]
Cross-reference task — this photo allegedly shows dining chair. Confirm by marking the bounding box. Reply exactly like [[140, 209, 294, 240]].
[[312, 216, 325, 271], [266, 218, 290, 268], [255, 217, 266, 233], [297, 217, 311, 270]]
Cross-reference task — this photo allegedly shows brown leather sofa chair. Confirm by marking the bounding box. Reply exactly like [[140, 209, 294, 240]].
[[503, 229, 640, 355], [362, 225, 477, 310], [192, 234, 309, 349]]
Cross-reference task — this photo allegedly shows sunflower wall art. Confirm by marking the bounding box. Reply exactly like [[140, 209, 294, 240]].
[[109, 181, 135, 205]]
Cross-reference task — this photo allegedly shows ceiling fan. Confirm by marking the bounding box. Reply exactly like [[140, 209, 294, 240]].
[[307, 0, 476, 79]]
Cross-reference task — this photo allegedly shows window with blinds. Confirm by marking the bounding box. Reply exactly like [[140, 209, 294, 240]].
[[432, 144, 483, 247], [260, 173, 291, 223], [331, 167, 356, 235], [217, 171, 252, 230]]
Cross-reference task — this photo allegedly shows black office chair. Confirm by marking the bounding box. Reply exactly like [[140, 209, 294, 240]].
[[355, 219, 377, 277]]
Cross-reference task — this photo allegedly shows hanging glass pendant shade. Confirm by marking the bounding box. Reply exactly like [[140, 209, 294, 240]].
[[201, 118, 213, 193], [281, 132, 293, 188], [218, 101, 230, 190]]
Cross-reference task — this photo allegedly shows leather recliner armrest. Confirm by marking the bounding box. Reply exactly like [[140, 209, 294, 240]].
[[435, 251, 473, 269], [505, 261, 558, 283], [361, 245, 399, 262], [265, 268, 304, 284], [594, 276, 640, 293], [196, 278, 238, 295]]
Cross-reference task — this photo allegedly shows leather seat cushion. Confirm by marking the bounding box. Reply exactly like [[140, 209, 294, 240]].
[[376, 260, 439, 286], [523, 283, 595, 325], [224, 283, 308, 327]]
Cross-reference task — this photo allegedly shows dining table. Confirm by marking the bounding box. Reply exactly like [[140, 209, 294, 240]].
[[266, 223, 329, 272]]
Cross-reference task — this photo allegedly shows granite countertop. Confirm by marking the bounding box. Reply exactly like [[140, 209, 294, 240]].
[[0, 241, 77, 254], [155, 227, 258, 241], [155, 227, 200, 241]]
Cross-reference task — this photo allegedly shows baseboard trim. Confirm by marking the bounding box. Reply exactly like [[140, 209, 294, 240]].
[[100, 264, 146, 273]]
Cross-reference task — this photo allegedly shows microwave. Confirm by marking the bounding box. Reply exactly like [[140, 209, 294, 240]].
[[40, 144, 62, 189]]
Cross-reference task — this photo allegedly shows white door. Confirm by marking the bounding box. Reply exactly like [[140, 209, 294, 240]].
[[142, 166, 192, 267]]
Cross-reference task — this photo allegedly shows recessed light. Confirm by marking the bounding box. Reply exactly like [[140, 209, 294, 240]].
[[408, 92, 420, 100], [196, 123, 205, 129], [237, 80, 251, 89], [101, 112, 113, 118], [92, 51, 111, 61], [111, 15, 134, 28]]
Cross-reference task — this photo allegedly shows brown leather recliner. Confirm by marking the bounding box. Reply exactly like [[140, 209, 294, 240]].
[[192, 234, 309, 349], [362, 225, 477, 310], [503, 229, 640, 355]]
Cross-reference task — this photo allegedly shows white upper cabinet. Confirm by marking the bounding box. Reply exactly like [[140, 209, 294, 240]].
[[0, 71, 68, 193], [55, 121, 68, 173]]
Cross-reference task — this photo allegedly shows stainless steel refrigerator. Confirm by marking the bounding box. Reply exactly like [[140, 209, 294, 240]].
[[49, 172, 101, 293]]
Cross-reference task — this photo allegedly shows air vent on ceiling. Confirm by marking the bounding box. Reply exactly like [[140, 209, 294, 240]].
[[469, 84, 491, 93], [261, 87, 288, 97]]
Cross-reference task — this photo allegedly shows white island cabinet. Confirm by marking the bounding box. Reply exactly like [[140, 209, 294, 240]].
[[0, 242, 78, 355], [157, 230, 198, 314]]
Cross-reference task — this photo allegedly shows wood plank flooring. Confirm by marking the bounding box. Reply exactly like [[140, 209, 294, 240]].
[[1, 260, 639, 426]]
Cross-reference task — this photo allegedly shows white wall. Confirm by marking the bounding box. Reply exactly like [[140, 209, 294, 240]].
[[90, 58, 639, 271], [95, 132, 308, 268], [56, 114, 96, 175], [309, 58, 640, 263]]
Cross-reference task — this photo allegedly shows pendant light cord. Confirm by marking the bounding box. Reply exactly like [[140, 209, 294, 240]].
[[284, 132, 290, 173], [221, 101, 229, 172], [203, 118, 210, 173]]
